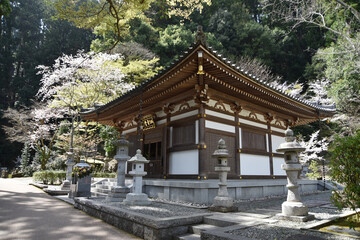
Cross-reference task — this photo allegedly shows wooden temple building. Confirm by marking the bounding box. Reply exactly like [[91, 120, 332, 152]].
[[81, 30, 335, 182]]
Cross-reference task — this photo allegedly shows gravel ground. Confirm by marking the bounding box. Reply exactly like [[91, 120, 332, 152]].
[[230, 191, 358, 239], [234, 191, 333, 212], [228, 224, 356, 240], [94, 190, 358, 239], [100, 200, 210, 218]]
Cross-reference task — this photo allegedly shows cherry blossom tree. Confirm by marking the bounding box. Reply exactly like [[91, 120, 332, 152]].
[[2, 102, 65, 170], [36, 51, 135, 161]]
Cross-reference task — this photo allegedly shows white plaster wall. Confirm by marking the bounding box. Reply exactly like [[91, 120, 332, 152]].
[[240, 154, 270, 175], [205, 109, 234, 121], [170, 110, 198, 121], [169, 150, 199, 175], [188, 99, 197, 107], [271, 126, 285, 134], [271, 120, 286, 129], [256, 114, 266, 123], [239, 128, 242, 148], [239, 109, 251, 117], [207, 99, 217, 108], [271, 135, 284, 153], [155, 110, 167, 118], [123, 128, 137, 135], [273, 157, 287, 176], [205, 120, 235, 133], [195, 120, 199, 144], [239, 118, 268, 129], [156, 119, 166, 125]]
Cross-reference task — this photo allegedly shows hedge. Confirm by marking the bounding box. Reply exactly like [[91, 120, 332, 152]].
[[92, 172, 116, 178], [33, 170, 115, 184], [33, 170, 66, 184]]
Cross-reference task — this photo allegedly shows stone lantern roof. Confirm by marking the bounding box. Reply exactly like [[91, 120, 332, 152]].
[[212, 139, 230, 159], [128, 149, 150, 164], [74, 159, 90, 168], [276, 128, 305, 153]]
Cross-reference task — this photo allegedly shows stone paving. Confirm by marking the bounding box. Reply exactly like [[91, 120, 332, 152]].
[[4, 177, 358, 240], [0, 178, 140, 240]]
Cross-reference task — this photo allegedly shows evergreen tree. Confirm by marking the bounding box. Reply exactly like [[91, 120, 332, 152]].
[[20, 142, 32, 176]]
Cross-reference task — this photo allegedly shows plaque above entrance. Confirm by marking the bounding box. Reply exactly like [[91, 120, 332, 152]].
[[142, 115, 156, 131]]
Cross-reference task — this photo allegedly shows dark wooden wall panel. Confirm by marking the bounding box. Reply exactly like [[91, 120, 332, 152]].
[[205, 132, 236, 176], [242, 129, 266, 151]]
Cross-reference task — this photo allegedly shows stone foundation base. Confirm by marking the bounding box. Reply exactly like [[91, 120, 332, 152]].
[[123, 193, 151, 206], [106, 186, 130, 202], [209, 196, 236, 212], [60, 180, 71, 190], [276, 213, 315, 222], [209, 205, 237, 213], [213, 196, 233, 207], [282, 201, 308, 216]]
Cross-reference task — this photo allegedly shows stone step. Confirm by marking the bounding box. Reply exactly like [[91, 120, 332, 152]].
[[175, 233, 200, 240], [95, 184, 112, 190], [190, 224, 219, 235], [98, 182, 116, 186], [203, 215, 237, 227], [91, 192, 108, 197], [91, 187, 110, 193], [203, 213, 275, 228]]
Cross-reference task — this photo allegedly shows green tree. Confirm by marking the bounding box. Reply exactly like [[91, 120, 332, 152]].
[[0, 0, 11, 17], [330, 131, 360, 214], [20, 142, 32, 176], [154, 25, 193, 66], [99, 125, 118, 158], [54, 0, 211, 49], [0, 0, 44, 107]]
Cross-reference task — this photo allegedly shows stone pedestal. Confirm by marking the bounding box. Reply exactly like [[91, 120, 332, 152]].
[[73, 175, 91, 197], [69, 159, 91, 198], [209, 139, 236, 212], [124, 149, 151, 206], [276, 128, 314, 222], [107, 135, 130, 202], [61, 151, 75, 191]]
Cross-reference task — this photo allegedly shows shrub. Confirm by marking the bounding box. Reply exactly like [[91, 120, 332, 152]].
[[92, 172, 116, 178], [330, 131, 360, 213], [33, 170, 66, 184]]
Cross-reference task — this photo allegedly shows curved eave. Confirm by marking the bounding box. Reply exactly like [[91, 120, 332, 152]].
[[202, 45, 336, 116], [80, 43, 203, 120], [81, 43, 336, 124]]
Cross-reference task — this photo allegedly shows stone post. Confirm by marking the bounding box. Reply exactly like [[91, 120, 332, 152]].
[[61, 151, 75, 191], [69, 159, 91, 198], [103, 157, 111, 172], [209, 139, 236, 212], [106, 135, 131, 202], [123, 149, 151, 205], [276, 128, 314, 222]]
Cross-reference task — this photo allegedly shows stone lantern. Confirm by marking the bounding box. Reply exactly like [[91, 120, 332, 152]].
[[69, 159, 91, 198], [106, 135, 130, 202], [61, 151, 75, 191], [123, 149, 151, 205], [276, 128, 314, 221], [209, 139, 236, 212]]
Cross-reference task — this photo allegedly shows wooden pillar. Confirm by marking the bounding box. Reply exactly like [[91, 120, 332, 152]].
[[196, 50, 208, 178], [162, 104, 173, 177], [231, 103, 242, 176], [266, 114, 274, 176], [198, 103, 206, 177]]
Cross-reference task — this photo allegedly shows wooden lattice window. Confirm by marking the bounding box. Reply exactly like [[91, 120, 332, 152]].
[[242, 129, 266, 151], [172, 123, 195, 146]]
